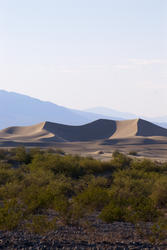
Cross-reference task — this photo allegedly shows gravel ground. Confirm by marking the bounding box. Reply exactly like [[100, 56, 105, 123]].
[[0, 222, 167, 249]]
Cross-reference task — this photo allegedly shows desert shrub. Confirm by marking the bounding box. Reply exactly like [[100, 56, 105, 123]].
[[126, 196, 159, 222], [46, 148, 65, 155], [111, 151, 131, 169], [112, 150, 121, 158], [29, 154, 83, 178], [151, 176, 167, 208], [73, 175, 94, 193], [90, 176, 109, 188], [0, 168, 15, 185], [99, 202, 126, 222], [0, 199, 24, 230], [48, 177, 74, 224], [0, 161, 12, 170], [0, 149, 6, 160], [79, 157, 102, 174], [129, 151, 138, 156], [13, 146, 31, 164], [52, 195, 71, 224], [26, 215, 57, 234], [131, 159, 161, 172], [99, 168, 160, 223], [0, 147, 166, 231], [22, 168, 54, 188], [100, 195, 159, 223], [29, 153, 117, 178], [47, 175, 73, 197], [20, 185, 54, 214], [149, 218, 167, 243], [20, 172, 73, 217], [74, 186, 110, 211], [54, 148, 65, 155], [110, 169, 154, 202], [100, 161, 116, 173], [29, 147, 42, 158]]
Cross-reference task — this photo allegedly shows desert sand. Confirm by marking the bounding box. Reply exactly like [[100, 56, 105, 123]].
[[0, 118, 167, 160]]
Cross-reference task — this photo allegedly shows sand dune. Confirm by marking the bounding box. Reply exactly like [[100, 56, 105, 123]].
[[0, 119, 116, 143], [0, 122, 54, 142], [110, 119, 167, 139], [0, 118, 167, 145]]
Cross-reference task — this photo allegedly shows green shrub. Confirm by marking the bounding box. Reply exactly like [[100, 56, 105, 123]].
[[0, 199, 24, 230], [111, 151, 131, 169], [54, 148, 65, 155], [129, 151, 138, 156], [150, 218, 167, 243], [26, 215, 57, 234], [110, 169, 153, 203], [126, 196, 159, 222], [131, 159, 160, 172], [74, 186, 110, 211], [100, 196, 159, 224], [0, 169, 15, 186], [0, 147, 166, 232], [151, 176, 167, 208], [21, 184, 56, 214], [13, 146, 31, 164], [0, 149, 6, 160], [99, 202, 126, 222]]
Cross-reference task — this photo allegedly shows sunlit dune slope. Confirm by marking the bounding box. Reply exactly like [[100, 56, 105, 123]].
[[109, 119, 167, 139], [0, 118, 167, 143], [0, 119, 116, 142]]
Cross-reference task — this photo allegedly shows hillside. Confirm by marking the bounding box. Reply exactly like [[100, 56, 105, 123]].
[[0, 90, 115, 129], [85, 107, 136, 119]]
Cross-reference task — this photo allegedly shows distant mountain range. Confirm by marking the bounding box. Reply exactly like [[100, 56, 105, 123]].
[[85, 107, 167, 129], [0, 90, 120, 129], [0, 90, 166, 129], [84, 107, 137, 120]]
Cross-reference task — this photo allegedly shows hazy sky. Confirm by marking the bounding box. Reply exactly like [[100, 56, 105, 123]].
[[0, 0, 167, 117]]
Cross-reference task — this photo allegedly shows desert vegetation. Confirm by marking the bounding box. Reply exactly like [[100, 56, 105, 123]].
[[0, 147, 167, 244]]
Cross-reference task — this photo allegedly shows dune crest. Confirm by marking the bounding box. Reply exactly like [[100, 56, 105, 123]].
[[110, 119, 138, 138], [0, 118, 167, 144], [0, 122, 54, 141], [109, 119, 167, 139]]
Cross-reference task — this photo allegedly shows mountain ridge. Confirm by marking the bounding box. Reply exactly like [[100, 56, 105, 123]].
[[0, 90, 122, 129], [84, 107, 137, 119], [0, 90, 166, 131]]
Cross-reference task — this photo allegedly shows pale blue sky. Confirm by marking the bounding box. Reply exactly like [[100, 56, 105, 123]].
[[0, 0, 166, 117]]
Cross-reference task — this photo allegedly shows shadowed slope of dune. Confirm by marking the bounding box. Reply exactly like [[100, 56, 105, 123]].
[[109, 119, 167, 139], [39, 119, 116, 142], [0, 119, 167, 145], [137, 119, 167, 136], [0, 119, 116, 142]]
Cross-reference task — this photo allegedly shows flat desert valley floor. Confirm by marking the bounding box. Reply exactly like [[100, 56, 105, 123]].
[[39, 138, 167, 162]]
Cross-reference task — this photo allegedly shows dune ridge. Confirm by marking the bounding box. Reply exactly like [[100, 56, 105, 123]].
[[110, 119, 167, 139], [0, 118, 167, 144], [0, 122, 54, 141]]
